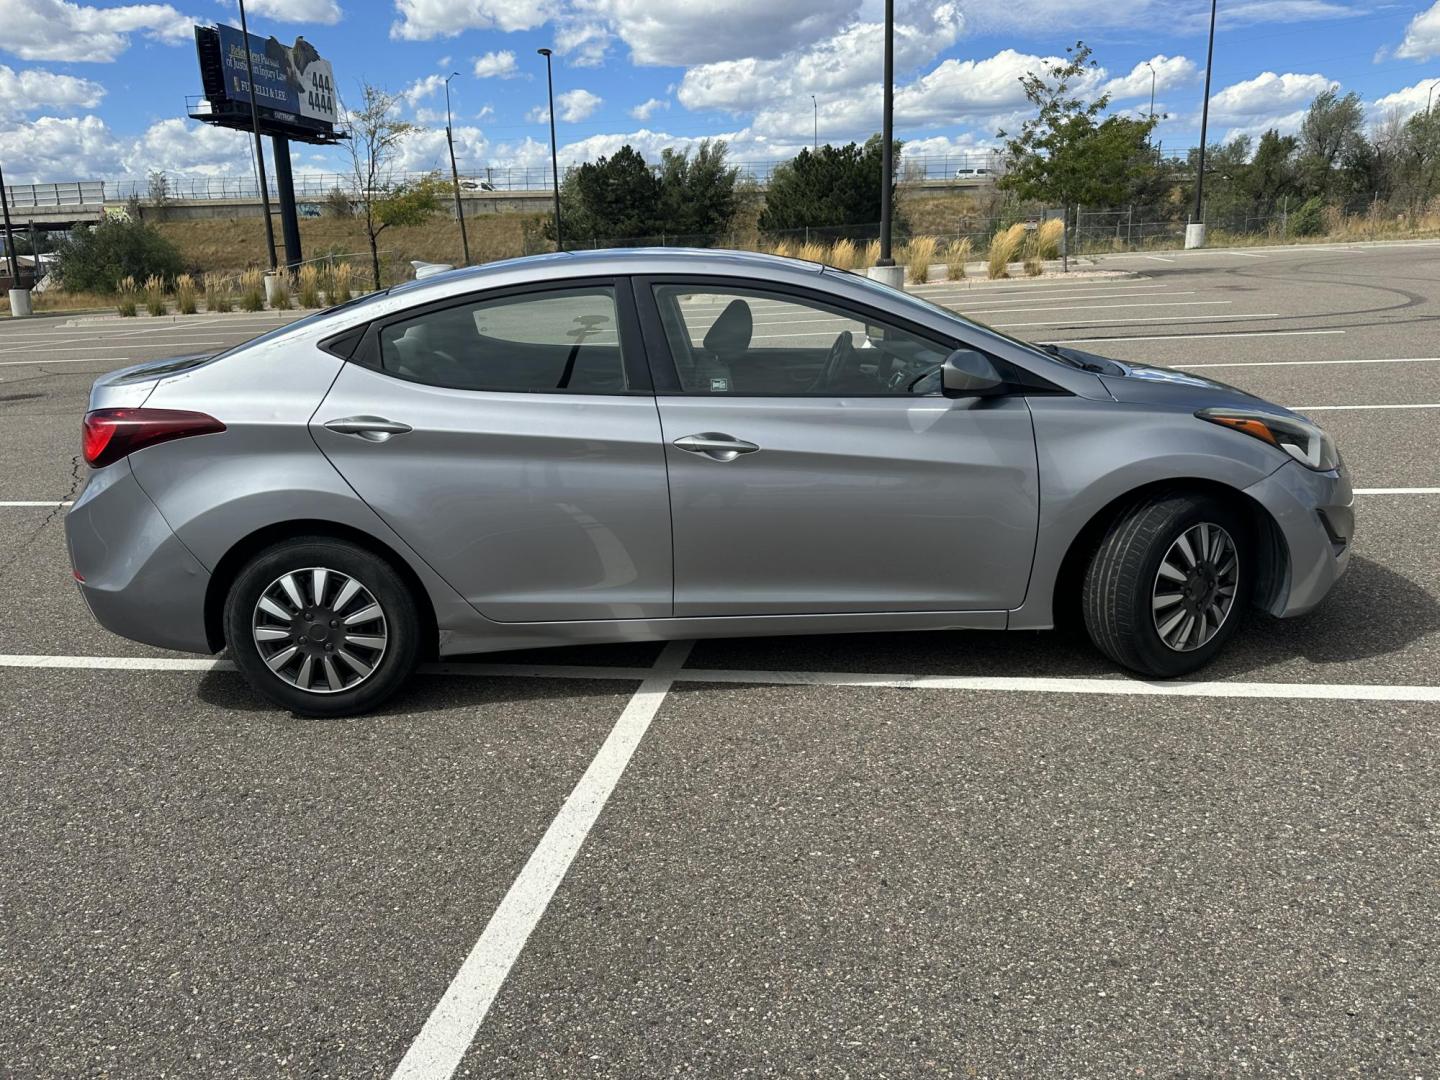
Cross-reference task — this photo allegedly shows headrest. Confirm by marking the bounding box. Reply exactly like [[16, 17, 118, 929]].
[[702, 298, 752, 355]]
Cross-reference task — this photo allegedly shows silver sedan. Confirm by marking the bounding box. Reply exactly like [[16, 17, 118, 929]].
[[66, 249, 1352, 715]]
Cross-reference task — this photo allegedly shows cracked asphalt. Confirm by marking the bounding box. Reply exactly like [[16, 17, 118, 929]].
[[1, 241, 1438, 1079]]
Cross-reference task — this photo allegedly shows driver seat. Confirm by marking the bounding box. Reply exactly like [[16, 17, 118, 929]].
[[698, 299, 752, 392]]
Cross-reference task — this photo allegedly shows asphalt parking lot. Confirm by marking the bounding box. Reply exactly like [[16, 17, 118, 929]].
[[2, 240, 1438, 1078]]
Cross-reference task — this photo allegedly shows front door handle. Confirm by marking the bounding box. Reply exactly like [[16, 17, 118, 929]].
[[323, 416, 413, 442], [673, 432, 760, 462]]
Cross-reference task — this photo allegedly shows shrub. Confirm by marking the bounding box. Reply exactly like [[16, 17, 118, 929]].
[[1288, 196, 1325, 237], [329, 262, 353, 305], [945, 237, 971, 281], [323, 186, 354, 218], [203, 272, 232, 313], [297, 264, 322, 308], [175, 273, 198, 315], [829, 238, 857, 270], [116, 275, 138, 317], [54, 217, 183, 294], [1024, 253, 1044, 277], [987, 224, 1025, 279], [239, 269, 265, 312], [905, 235, 938, 283], [142, 275, 167, 316]]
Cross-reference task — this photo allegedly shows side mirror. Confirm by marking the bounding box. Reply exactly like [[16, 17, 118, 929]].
[[942, 348, 1007, 397]]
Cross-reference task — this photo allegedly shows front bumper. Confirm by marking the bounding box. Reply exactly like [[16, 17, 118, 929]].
[[1243, 460, 1353, 618], [64, 462, 215, 654]]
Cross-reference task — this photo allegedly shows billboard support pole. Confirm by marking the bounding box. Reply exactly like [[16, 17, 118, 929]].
[[0, 157, 20, 285], [237, 0, 278, 272], [271, 135, 303, 270]]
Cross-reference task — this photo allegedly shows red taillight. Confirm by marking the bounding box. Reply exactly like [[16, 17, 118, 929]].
[[81, 409, 226, 468]]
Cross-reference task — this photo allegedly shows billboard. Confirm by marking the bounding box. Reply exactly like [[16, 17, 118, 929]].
[[217, 26, 336, 128], [191, 25, 342, 144]]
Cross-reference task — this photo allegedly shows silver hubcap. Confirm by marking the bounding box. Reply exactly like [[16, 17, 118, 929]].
[[1151, 523, 1239, 652], [251, 567, 388, 694]]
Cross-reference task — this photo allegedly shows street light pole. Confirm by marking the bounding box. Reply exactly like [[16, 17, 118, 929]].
[[876, 0, 895, 270], [811, 95, 817, 150], [1145, 60, 1157, 120], [1428, 79, 1439, 115], [237, 0, 278, 271], [0, 157, 19, 287], [1188, 0, 1218, 249], [444, 72, 472, 265], [537, 48, 563, 251]]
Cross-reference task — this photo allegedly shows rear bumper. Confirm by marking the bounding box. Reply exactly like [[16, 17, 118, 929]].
[[64, 462, 215, 654], [1243, 461, 1353, 618]]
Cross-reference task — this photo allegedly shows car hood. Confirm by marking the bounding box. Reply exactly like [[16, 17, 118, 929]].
[[1054, 346, 1302, 421]]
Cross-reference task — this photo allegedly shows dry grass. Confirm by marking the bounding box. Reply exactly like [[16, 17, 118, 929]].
[[987, 224, 1026, 279], [116, 276, 138, 317], [0, 288, 115, 316], [239, 269, 265, 312], [945, 237, 972, 280], [858, 239, 880, 268], [796, 240, 827, 263], [1035, 218, 1064, 260], [155, 215, 533, 285], [143, 275, 167, 316], [829, 238, 857, 270], [329, 262, 354, 304], [203, 272, 232, 313], [269, 273, 292, 310], [297, 264, 323, 309], [175, 274, 198, 315], [771, 239, 795, 259], [1023, 254, 1044, 276], [904, 235, 939, 283]]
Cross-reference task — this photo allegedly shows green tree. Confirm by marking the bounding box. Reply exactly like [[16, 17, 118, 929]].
[[1297, 89, 1366, 198], [556, 145, 661, 243], [53, 216, 183, 293], [656, 140, 740, 241], [998, 42, 1158, 242], [345, 82, 442, 288], [1245, 129, 1301, 206], [757, 135, 899, 233]]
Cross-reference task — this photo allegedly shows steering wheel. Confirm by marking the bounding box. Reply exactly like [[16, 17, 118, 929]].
[[807, 331, 856, 392]]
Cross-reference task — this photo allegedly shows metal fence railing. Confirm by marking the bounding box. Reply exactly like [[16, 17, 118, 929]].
[[3, 181, 106, 209]]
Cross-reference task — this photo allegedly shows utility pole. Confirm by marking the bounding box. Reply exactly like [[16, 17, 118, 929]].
[[811, 95, 818, 150], [1188, 0, 1217, 249], [0, 158, 19, 286], [237, 0, 278, 271], [444, 71, 471, 265], [1145, 60, 1157, 121], [537, 48, 563, 250], [1428, 79, 1439, 115], [869, 0, 902, 288]]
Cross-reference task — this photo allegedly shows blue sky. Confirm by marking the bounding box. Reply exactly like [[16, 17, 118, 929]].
[[1, 0, 1438, 184]]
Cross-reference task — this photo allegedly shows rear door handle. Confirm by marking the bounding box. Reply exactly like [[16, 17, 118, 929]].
[[323, 415, 413, 442], [673, 433, 760, 461]]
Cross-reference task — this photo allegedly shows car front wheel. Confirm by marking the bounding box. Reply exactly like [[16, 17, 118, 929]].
[[1082, 492, 1250, 678], [224, 538, 421, 716]]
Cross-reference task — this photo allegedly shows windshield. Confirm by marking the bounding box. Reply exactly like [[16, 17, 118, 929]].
[[834, 268, 1066, 365]]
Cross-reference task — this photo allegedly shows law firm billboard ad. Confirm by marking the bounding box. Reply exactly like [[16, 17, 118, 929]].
[[216, 25, 336, 131]]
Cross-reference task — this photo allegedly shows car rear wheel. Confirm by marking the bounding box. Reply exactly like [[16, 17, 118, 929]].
[[1082, 492, 1250, 678], [224, 538, 420, 716]]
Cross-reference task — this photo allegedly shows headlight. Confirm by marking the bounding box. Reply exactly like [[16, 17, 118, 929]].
[[1196, 407, 1339, 471]]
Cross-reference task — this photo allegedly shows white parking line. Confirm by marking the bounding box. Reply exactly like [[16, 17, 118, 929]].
[[0, 357, 137, 367], [1181, 356, 1440, 369], [1353, 487, 1440, 494], [931, 288, 1184, 306], [0, 501, 73, 507], [1292, 403, 1440, 411], [997, 313, 1278, 328], [1143, 255, 1176, 263], [968, 301, 1231, 316], [389, 638, 695, 1080], [4, 341, 224, 355], [1045, 330, 1344, 343]]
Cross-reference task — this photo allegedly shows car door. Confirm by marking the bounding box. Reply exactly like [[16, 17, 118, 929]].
[[311, 279, 673, 622], [635, 277, 1040, 617]]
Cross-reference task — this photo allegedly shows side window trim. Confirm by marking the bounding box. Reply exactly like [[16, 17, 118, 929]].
[[348, 275, 652, 396]]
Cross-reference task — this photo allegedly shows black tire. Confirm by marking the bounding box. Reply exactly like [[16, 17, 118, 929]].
[[1082, 491, 1251, 678], [224, 537, 421, 717]]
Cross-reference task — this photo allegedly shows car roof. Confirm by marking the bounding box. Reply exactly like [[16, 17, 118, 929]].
[[386, 247, 825, 303]]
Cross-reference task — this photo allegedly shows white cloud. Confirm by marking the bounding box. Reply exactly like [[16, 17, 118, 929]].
[[556, 87, 602, 122], [391, 123, 490, 172], [554, 20, 610, 66], [586, 0, 860, 66], [1371, 77, 1440, 121], [1395, 0, 1440, 60], [0, 114, 121, 181], [414, 107, 445, 123], [472, 49, 519, 78], [401, 73, 447, 106], [124, 118, 255, 177], [390, 0, 554, 40], [0, 0, 192, 62], [891, 48, 1095, 131], [630, 97, 667, 121], [476, 104, 495, 120], [1208, 71, 1336, 120], [1101, 55, 1198, 105], [244, 0, 342, 25], [0, 65, 105, 117], [957, 0, 1356, 34], [527, 105, 550, 124]]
